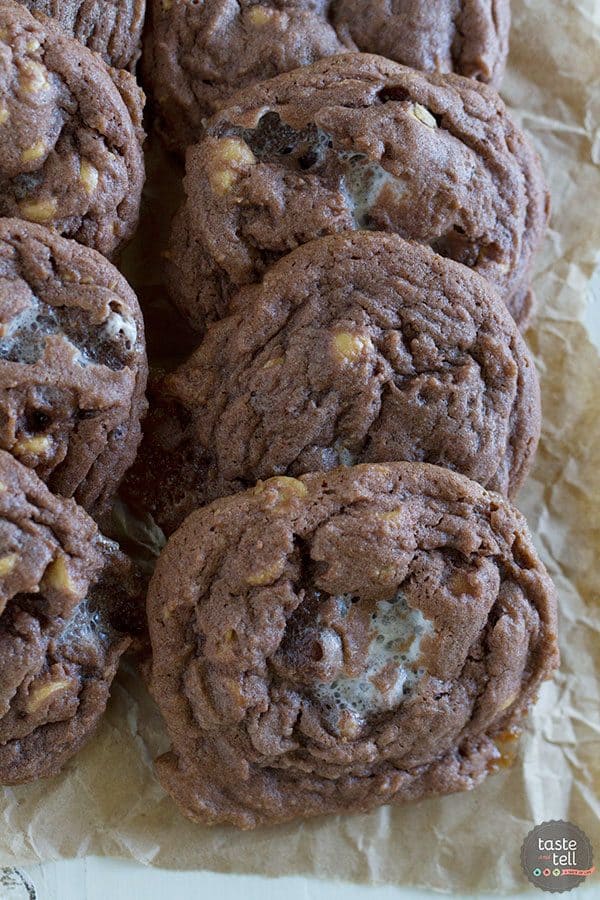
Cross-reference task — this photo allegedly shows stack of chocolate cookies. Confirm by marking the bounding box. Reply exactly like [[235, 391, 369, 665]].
[[0, 0, 559, 831], [0, 0, 147, 781]]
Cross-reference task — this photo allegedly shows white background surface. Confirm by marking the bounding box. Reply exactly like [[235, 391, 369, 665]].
[[0, 860, 598, 899]]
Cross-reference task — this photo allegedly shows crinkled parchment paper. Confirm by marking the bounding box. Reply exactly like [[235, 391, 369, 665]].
[[1, 0, 599, 891]]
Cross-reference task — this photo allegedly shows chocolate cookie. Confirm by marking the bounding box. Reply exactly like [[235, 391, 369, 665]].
[[145, 0, 509, 153], [17, 0, 145, 69], [0, 450, 141, 784], [0, 0, 145, 257], [0, 218, 148, 517], [333, 1, 509, 86], [129, 233, 540, 534], [144, 0, 344, 153], [148, 462, 559, 828], [167, 54, 548, 331]]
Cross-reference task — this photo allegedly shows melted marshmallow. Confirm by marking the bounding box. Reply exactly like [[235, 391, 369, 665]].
[[340, 153, 407, 228], [314, 591, 431, 723], [0, 301, 57, 364], [103, 309, 137, 346]]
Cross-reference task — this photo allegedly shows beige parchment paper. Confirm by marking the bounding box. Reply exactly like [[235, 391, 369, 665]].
[[1, 0, 599, 891]]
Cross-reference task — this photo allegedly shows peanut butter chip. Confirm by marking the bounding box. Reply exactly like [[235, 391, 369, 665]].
[[332, 331, 373, 363], [378, 509, 404, 522], [26, 679, 71, 712], [246, 560, 284, 586], [255, 476, 308, 504], [14, 434, 51, 455], [21, 140, 46, 162], [411, 103, 438, 129], [0, 107, 8, 125], [210, 138, 256, 195], [262, 356, 284, 369], [216, 138, 257, 166], [0, 553, 18, 576], [79, 159, 99, 194], [210, 169, 236, 195], [42, 555, 77, 596], [20, 60, 50, 93], [19, 198, 57, 223], [248, 6, 273, 25]]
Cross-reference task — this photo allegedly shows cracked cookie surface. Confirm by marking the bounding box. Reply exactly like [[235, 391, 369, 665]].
[[0, 0, 145, 256], [128, 233, 540, 535], [0, 450, 141, 784], [144, 0, 509, 153], [0, 218, 148, 517], [168, 54, 548, 331], [147, 462, 559, 828], [17, 0, 145, 69]]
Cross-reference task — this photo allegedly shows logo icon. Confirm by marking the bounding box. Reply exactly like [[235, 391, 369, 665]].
[[521, 820, 595, 893]]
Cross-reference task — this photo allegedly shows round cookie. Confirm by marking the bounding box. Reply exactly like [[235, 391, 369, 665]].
[[333, 0, 509, 87], [0, 0, 145, 257], [167, 54, 548, 331], [148, 462, 559, 828], [0, 450, 142, 784], [144, 0, 345, 153], [17, 0, 145, 70], [129, 233, 540, 534], [0, 218, 148, 517], [145, 0, 509, 153]]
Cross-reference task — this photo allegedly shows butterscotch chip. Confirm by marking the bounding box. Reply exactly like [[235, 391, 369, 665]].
[[127, 233, 540, 534], [17, 0, 145, 69], [168, 54, 548, 331], [144, 0, 509, 153], [0, 218, 148, 516], [147, 462, 558, 828], [0, 450, 143, 785], [0, 1, 145, 257]]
